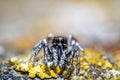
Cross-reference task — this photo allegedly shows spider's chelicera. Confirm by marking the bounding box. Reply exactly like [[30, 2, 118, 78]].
[[29, 34, 87, 78]]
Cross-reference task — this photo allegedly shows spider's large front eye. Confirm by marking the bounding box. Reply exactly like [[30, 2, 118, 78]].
[[56, 39, 59, 43]]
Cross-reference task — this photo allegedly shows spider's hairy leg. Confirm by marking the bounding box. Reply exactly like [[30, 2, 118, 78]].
[[76, 43, 90, 65], [75, 43, 84, 54], [59, 50, 66, 68], [59, 40, 75, 76], [52, 49, 58, 67], [68, 35, 76, 41], [29, 39, 47, 62], [64, 50, 74, 78], [43, 45, 52, 75], [67, 35, 76, 53], [74, 51, 80, 75], [58, 50, 66, 76], [43, 45, 52, 67]]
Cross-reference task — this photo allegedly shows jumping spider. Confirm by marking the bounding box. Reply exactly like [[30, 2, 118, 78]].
[[29, 34, 87, 78]]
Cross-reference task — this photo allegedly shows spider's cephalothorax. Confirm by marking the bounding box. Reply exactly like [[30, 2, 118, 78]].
[[52, 36, 68, 46], [29, 34, 88, 78]]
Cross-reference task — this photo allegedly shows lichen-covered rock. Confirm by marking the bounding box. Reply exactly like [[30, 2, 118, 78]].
[[0, 48, 120, 80]]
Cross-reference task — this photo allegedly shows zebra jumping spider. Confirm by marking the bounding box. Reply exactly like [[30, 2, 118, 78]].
[[29, 34, 87, 78]]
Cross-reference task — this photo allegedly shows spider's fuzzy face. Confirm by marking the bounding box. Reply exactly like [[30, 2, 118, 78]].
[[52, 36, 68, 46]]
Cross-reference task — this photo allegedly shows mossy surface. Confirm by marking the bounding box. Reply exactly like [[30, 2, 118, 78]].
[[0, 48, 120, 80]]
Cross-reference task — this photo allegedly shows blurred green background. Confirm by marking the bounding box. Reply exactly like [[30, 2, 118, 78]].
[[0, 0, 120, 54]]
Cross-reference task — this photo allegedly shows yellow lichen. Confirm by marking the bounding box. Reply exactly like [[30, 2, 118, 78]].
[[10, 48, 120, 79], [29, 69, 36, 78], [97, 61, 102, 67], [105, 60, 112, 69], [49, 70, 58, 78], [55, 66, 61, 74], [84, 65, 89, 70], [37, 72, 51, 79]]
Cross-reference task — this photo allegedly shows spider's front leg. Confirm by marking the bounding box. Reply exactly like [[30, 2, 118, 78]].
[[74, 50, 80, 75], [65, 50, 75, 78], [29, 39, 51, 64], [29, 39, 45, 62], [43, 45, 53, 67], [52, 48, 58, 67], [59, 50, 66, 68], [76, 43, 90, 65], [59, 36, 76, 78]]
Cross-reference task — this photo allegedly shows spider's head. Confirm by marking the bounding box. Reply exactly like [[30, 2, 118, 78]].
[[52, 36, 68, 46]]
